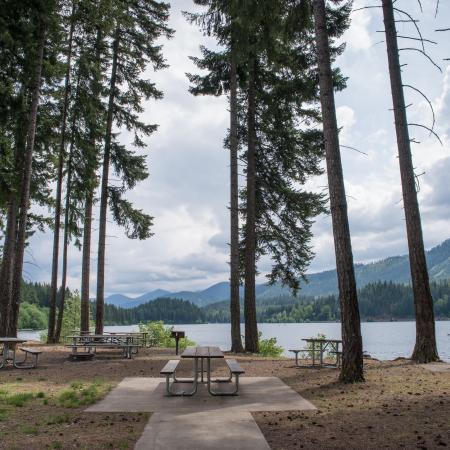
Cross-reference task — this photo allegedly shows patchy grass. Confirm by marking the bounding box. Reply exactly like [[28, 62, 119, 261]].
[[20, 425, 39, 436], [46, 413, 71, 425], [57, 381, 108, 408], [4, 392, 35, 407], [0, 408, 9, 421]]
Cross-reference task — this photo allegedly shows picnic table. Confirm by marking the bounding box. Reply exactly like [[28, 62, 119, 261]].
[[161, 346, 245, 396], [0, 337, 41, 369], [301, 338, 342, 367], [67, 334, 142, 359]]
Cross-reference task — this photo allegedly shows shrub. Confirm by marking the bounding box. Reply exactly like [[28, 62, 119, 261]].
[[138, 321, 195, 349], [257, 332, 284, 357]]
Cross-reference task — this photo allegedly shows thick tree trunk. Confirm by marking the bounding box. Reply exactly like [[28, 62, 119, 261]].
[[244, 58, 258, 353], [80, 190, 93, 333], [229, 48, 244, 353], [0, 94, 28, 336], [48, 2, 76, 343], [312, 0, 364, 383], [0, 198, 19, 336], [9, 29, 45, 337], [382, 0, 438, 363], [95, 29, 119, 335]]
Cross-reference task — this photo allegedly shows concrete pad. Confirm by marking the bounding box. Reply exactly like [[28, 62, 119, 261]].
[[134, 411, 271, 450], [86, 377, 316, 413], [421, 363, 450, 373]]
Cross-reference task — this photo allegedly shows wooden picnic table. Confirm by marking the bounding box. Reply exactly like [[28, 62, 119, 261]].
[[162, 346, 243, 396], [181, 346, 224, 383], [0, 337, 27, 369], [301, 338, 342, 367], [67, 334, 142, 359]]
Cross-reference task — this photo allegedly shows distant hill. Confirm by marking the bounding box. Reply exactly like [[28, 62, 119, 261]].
[[105, 238, 450, 308]]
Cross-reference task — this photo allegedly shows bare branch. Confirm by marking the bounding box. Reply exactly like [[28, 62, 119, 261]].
[[397, 35, 437, 45], [435, 28, 450, 32], [393, 7, 425, 51], [340, 145, 368, 156], [408, 123, 443, 145], [403, 84, 436, 132], [399, 47, 442, 73]]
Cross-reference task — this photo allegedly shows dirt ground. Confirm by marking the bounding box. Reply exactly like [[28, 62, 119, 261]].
[[0, 344, 449, 449]]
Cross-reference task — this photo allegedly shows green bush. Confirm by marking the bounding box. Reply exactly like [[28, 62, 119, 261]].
[[138, 321, 195, 348], [18, 302, 48, 330], [257, 332, 284, 357]]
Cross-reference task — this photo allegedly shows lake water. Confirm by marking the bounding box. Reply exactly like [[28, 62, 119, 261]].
[[19, 321, 450, 362]]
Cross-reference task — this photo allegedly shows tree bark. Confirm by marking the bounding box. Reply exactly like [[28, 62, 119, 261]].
[[0, 198, 19, 336], [81, 26, 103, 334], [95, 28, 119, 335], [0, 92, 28, 336], [55, 133, 75, 342], [229, 46, 244, 353], [9, 28, 45, 337], [382, 0, 438, 363], [244, 57, 259, 353], [48, 1, 76, 343], [80, 189, 93, 333], [312, 0, 364, 383]]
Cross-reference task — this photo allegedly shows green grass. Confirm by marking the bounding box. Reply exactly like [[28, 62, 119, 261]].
[[57, 382, 103, 408], [5, 392, 34, 407], [20, 425, 39, 435], [46, 413, 71, 425], [51, 441, 63, 449], [0, 408, 9, 421], [36, 391, 45, 399]]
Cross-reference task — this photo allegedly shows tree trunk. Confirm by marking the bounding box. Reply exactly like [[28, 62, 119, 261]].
[[80, 189, 93, 333], [382, 0, 438, 363], [229, 47, 244, 353], [0, 93, 28, 336], [48, 1, 76, 343], [81, 27, 103, 335], [54, 134, 75, 342], [312, 0, 364, 383], [9, 28, 45, 337], [244, 58, 258, 353], [95, 28, 119, 335], [0, 198, 19, 336]]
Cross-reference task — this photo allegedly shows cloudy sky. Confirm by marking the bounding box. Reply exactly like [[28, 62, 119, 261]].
[[26, 0, 450, 296]]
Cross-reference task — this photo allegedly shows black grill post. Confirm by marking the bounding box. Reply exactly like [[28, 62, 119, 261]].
[[171, 330, 185, 355]]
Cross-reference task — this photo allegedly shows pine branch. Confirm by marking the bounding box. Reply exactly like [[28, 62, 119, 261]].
[[398, 47, 442, 73]]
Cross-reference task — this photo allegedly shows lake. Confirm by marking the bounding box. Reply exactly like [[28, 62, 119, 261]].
[[19, 321, 450, 362]]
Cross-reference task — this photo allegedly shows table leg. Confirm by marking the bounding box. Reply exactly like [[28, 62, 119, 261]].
[[0, 344, 7, 369], [320, 342, 324, 366], [312, 342, 316, 366], [201, 357, 204, 383]]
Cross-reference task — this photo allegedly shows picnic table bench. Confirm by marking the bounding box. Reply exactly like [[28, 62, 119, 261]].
[[66, 334, 142, 360], [289, 338, 342, 368], [161, 346, 245, 397], [1, 338, 42, 369]]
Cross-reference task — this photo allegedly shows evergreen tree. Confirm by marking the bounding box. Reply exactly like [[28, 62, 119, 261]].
[[381, 0, 438, 363], [312, 0, 364, 382], [94, 0, 173, 334]]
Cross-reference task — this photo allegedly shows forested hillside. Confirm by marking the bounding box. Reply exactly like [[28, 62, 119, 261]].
[[16, 279, 450, 328]]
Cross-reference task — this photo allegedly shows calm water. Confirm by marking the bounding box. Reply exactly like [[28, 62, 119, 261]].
[[19, 321, 450, 362]]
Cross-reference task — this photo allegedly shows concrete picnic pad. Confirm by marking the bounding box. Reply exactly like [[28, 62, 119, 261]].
[[86, 376, 316, 413], [87, 377, 316, 449]]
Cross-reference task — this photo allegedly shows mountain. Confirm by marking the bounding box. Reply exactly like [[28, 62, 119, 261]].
[[105, 238, 450, 308]]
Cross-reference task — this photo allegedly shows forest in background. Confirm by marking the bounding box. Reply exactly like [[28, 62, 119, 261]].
[[17, 278, 450, 329]]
